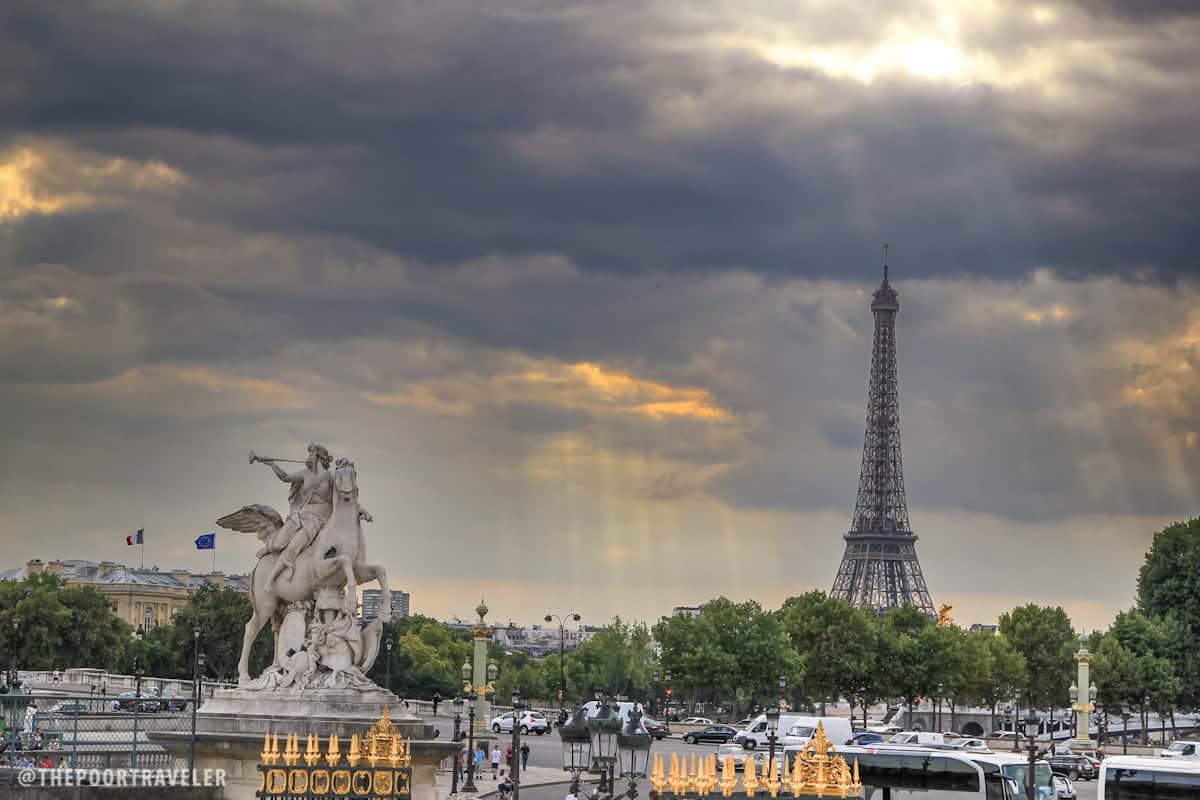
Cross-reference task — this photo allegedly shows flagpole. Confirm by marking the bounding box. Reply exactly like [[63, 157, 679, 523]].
[[212, 543, 216, 574]]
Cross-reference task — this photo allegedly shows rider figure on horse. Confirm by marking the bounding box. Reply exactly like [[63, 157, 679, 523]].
[[259, 442, 334, 587]]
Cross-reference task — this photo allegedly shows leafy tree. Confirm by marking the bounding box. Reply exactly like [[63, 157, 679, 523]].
[[960, 631, 1026, 733], [778, 592, 875, 716], [565, 617, 657, 703], [877, 606, 933, 727], [997, 604, 1076, 708], [1138, 517, 1200, 709], [169, 584, 273, 681], [0, 573, 128, 673], [368, 615, 471, 699], [654, 607, 738, 711]]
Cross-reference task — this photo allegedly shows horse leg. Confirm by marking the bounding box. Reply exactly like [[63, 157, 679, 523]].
[[355, 563, 391, 622], [239, 587, 279, 684], [330, 555, 359, 616]]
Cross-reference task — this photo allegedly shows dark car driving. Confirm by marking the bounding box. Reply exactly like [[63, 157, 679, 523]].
[[683, 725, 739, 745], [642, 716, 671, 740], [1046, 754, 1097, 781]]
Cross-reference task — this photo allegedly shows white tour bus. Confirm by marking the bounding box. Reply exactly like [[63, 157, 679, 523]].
[[792, 744, 1053, 800], [1099, 755, 1200, 799]]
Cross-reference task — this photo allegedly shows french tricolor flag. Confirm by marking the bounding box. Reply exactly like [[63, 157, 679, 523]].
[[125, 528, 144, 546]]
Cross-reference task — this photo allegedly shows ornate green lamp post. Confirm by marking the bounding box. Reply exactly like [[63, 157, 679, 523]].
[[616, 707, 652, 800]]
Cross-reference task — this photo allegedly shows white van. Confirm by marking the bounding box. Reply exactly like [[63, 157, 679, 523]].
[[888, 731, 945, 746], [736, 714, 853, 750], [1160, 740, 1200, 759]]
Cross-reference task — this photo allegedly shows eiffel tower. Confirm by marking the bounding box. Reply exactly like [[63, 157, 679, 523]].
[[830, 248, 935, 616]]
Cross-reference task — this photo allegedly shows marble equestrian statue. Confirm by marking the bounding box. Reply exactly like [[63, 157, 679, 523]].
[[217, 443, 392, 686]]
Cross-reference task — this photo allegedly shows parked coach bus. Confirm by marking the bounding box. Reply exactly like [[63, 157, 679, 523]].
[[1099, 755, 1200, 799], [786, 745, 1054, 800]]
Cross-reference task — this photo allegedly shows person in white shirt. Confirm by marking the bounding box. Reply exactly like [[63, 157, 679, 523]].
[[490, 747, 502, 779]]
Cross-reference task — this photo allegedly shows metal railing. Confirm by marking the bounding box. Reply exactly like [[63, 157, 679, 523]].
[[3, 692, 196, 770]]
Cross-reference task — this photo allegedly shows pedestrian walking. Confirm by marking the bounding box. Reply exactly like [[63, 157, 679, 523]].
[[498, 775, 514, 800], [475, 744, 485, 777], [520, 742, 530, 770], [432, 691, 441, 716], [490, 746, 501, 779]]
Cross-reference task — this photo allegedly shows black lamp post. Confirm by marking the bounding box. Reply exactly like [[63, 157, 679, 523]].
[[1023, 707, 1041, 800], [545, 611, 581, 709], [385, 638, 394, 692], [511, 691, 525, 800], [765, 706, 780, 769], [1121, 705, 1132, 755], [936, 682, 945, 732], [664, 671, 672, 720], [451, 696, 464, 795], [616, 706, 652, 800], [589, 693, 621, 798], [8, 614, 19, 687], [1013, 691, 1022, 752], [560, 704, 593, 792], [189, 625, 201, 774], [651, 671, 659, 718], [462, 662, 478, 794]]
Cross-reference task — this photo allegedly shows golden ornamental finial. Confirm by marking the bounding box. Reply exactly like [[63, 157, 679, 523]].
[[347, 733, 362, 767], [742, 754, 760, 797], [325, 733, 341, 766]]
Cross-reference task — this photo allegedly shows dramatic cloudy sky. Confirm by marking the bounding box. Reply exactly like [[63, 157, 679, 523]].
[[2, 1, 1198, 631]]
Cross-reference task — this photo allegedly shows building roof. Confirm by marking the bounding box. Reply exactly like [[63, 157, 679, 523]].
[[2, 559, 249, 592]]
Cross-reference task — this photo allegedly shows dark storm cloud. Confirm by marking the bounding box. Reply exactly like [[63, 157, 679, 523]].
[[2, 1, 1198, 282]]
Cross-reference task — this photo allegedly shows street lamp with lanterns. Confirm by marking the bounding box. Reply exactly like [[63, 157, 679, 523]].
[[451, 696, 465, 795], [1022, 708, 1042, 800], [545, 611, 581, 708], [1121, 704, 1133, 754], [461, 661, 479, 793], [510, 691, 525, 800], [190, 625, 203, 774], [560, 704, 593, 791], [589, 693, 622, 797], [385, 638, 394, 692], [616, 707, 652, 800], [7, 614, 19, 687]]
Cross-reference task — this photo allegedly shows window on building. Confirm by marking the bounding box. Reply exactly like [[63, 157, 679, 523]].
[[143, 608, 153, 630]]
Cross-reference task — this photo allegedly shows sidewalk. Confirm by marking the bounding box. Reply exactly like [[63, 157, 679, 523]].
[[436, 765, 571, 799]]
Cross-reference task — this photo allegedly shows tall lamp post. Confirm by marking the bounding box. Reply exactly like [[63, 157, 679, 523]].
[[461, 662, 479, 794], [616, 707, 652, 800], [385, 638, 394, 692], [545, 611, 581, 709], [560, 705, 593, 793], [134, 624, 146, 698], [1022, 708, 1041, 800], [510, 691, 525, 800], [765, 706, 780, 770], [589, 693, 621, 797], [451, 696, 464, 795], [189, 625, 201, 774], [936, 682, 945, 733], [1012, 691, 1022, 753], [7, 614, 19, 687], [651, 672, 658, 718], [1120, 705, 1132, 755]]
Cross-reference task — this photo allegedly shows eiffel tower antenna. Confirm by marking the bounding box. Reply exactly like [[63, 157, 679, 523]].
[[830, 252, 935, 616]]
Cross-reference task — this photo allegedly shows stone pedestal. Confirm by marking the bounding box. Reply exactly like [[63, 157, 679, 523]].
[[148, 688, 460, 800]]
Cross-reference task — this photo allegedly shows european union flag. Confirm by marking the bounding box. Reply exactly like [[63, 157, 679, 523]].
[[195, 533, 216, 550]]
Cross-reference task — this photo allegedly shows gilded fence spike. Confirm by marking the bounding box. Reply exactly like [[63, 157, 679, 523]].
[[271, 733, 280, 763], [348, 733, 362, 767], [650, 753, 667, 796], [261, 732, 273, 765], [765, 757, 781, 798], [743, 754, 759, 797], [304, 733, 320, 766], [719, 754, 737, 797], [326, 734, 341, 766]]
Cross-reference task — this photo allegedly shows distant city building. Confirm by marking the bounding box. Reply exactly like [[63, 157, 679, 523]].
[[0, 559, 248, 632], [672, 606, 702, 617], [445, 618, 596, 655], [969, 623, 1000, 635], [360, 588, 410, 621]]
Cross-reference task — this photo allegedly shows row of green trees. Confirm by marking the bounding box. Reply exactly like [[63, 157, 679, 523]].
[[5, 516, 1200, 733]]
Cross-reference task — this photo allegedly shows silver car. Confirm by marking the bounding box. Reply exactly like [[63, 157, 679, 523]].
[[716, 743, 747, 771], [1052, 774, 1076, 800]]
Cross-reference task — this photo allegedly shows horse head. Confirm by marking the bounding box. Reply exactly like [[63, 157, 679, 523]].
[[333, 458, 358, 506]]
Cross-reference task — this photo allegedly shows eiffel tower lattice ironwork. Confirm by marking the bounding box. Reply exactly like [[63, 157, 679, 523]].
[[830, 249, 935, 616]]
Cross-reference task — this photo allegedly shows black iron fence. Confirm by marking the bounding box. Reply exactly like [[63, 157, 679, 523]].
[[3, 691, 194, 771]]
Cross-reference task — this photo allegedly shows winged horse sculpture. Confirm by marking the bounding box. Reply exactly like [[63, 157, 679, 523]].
[[217, 458, 391, 685]]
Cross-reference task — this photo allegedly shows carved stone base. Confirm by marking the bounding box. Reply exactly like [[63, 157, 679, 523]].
[[148, 689, 459, 800]]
